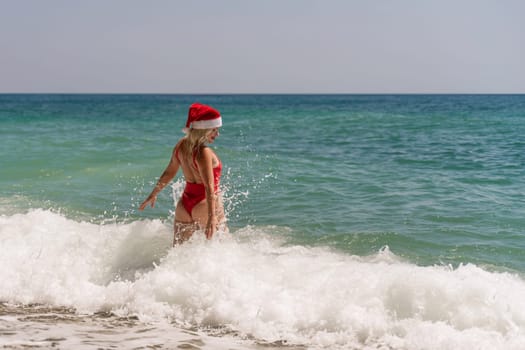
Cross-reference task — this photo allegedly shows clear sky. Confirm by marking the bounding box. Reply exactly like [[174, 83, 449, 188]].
[[1, 0, 523, 93]]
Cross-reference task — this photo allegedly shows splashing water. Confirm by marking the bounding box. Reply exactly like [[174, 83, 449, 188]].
[[1, 209, 525, 349]]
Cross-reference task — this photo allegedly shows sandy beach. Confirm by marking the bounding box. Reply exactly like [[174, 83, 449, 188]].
[[0, 303, 304, 350]]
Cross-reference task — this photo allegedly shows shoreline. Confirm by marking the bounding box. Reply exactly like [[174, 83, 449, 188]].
[[0, 302, 303, 350]]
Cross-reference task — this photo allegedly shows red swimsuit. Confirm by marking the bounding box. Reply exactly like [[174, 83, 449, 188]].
[[176, 147, 222, 216]]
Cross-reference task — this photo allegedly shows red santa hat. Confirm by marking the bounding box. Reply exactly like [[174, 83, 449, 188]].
[[183, 103, 222, 133]]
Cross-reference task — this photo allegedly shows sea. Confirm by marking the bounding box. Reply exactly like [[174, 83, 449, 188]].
[[1, 94, 525, 349]]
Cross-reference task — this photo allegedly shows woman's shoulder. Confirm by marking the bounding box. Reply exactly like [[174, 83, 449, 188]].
[[194, 145, 216, 162], [175, 138, 186, 148], [201, 145, 217, 157], [176, 138, 193, 151], [173, 139, 186, 160]]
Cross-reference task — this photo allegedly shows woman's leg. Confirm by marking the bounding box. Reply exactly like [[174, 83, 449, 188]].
[[173, 200, 197, 245], [191, 196, 227, 234]]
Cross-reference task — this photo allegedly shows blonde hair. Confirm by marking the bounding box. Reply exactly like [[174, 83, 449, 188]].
[[180, 128, 213, 162]]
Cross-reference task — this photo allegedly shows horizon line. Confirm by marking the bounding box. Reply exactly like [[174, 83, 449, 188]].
[[1, 92, 524, 96]]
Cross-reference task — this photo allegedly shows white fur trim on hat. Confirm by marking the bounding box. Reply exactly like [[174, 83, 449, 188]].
[[190, 116, 222, 129]]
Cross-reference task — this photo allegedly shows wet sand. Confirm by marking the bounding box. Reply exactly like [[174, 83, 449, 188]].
[[0, 303, 305, 350]]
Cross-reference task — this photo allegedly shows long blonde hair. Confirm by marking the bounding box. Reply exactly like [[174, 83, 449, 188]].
[[179, 128, 212, 164]]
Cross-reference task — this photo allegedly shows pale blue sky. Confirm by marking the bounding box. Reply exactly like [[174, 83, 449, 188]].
[[1, 0, 523, 93]]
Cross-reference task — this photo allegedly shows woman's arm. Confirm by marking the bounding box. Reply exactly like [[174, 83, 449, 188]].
[[139, 146, 180, 210], [195, 147, 217, 239]]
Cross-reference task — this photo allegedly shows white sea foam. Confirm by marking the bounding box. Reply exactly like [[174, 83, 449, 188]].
[[1, 209, 525, 349]]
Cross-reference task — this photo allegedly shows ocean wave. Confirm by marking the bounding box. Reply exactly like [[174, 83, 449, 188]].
[[1, 209, 525, 349]]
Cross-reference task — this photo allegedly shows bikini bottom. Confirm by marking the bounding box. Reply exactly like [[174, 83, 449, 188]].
[[181, 182, 206, 215]]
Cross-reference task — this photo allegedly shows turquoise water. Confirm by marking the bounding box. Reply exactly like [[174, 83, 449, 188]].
[[2, 94, 524, 271], [3, 94, 525, 349]]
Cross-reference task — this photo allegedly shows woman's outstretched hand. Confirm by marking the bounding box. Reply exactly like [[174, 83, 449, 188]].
[[139, 194, 157, 211]]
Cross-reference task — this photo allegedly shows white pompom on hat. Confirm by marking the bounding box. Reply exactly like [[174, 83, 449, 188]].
[[182, 103, 222, 133]]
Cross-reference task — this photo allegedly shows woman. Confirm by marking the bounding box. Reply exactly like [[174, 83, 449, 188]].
[[139, 103, 226, 245]]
